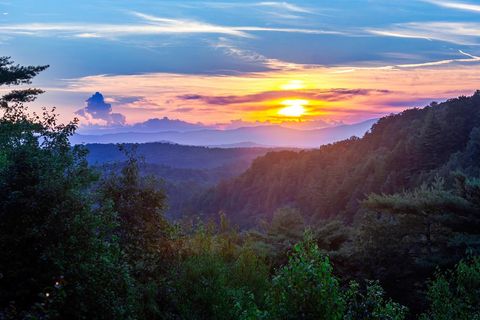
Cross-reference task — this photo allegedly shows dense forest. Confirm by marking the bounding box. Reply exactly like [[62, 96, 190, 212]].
[[85, 143, 275, 169], [84, 143, 279, 219], [1, 58, 480, 320]]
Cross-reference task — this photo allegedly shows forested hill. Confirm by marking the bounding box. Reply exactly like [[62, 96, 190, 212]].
[[199, 91, 480, 226]]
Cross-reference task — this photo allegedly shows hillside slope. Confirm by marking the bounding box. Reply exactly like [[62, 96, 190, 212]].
[[198, 92, 480, 226]]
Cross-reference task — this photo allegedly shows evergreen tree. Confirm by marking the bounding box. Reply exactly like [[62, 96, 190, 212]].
[[358, 176, 480, 310]]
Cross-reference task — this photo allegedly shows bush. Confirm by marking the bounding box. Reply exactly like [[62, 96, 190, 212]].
[[421, 256, 480, 320], [171, 223, 270, 320], [343, 280, 408, 320], [265, 233, 344, 320]]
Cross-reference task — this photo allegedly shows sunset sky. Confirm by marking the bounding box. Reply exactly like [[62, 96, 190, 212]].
[[1, 0, 480, 130]]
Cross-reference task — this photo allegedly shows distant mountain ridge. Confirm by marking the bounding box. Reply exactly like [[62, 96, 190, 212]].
[[72, 119, 378, 148]]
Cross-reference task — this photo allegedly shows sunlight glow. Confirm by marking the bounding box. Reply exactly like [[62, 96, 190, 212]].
[[281, 80, 305, 90], [278, 99, 308, 117]]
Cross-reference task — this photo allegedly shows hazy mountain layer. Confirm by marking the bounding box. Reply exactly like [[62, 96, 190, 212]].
[[72, 119, 378, 148]]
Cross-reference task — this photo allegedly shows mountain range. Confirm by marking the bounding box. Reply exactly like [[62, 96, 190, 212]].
[[72, 119, 378, 148]]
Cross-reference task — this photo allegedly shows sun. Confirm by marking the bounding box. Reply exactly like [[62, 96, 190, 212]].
[[278, 99, 308, 117]]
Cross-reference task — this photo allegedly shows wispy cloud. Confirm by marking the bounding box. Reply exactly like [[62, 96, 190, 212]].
[[395, 50, 480, 67], [177, 88, 389, 105], [202, 1, 314, 14], [214, 34, 480, 73], [0, 11, 336, 39], [423, 0, 480, 13], [0, 21, 249, 38], [212, 38, 313, 71], [331, 50, 480, 73], [256, 2, 313, 14], [367, 22, 480, 45]]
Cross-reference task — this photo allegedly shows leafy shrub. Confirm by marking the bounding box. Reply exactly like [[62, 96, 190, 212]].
[[343, 280, 408, 320], [421, 256, 480, 320], [265, 233, 344, 320]]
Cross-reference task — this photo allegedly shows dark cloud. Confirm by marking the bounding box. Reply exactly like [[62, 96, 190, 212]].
[[76, 92, 126, 126], [385, 98, 436, 108], [174, 107, 194, 113], [177, 88, 390, 105], [113, 96, 143, 104], [124, 107, 167, 112], [179, 94, 204, 100]]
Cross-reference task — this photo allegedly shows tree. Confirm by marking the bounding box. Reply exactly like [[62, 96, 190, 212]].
[[265, 233, 345, 320], [170, 219, 270, 320], [248, 207, 306, 263], [357, 176, 480, 311], [98, 145, 173, 319], [420, 256, 480, 320], [0, 57, 136, 319], [343, 280, 407, 320]]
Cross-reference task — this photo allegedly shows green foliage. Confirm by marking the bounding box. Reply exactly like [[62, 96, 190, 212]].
[[99, 144, 171, 266], [170, 221, 270, 320], [343, 280, 408, 320], [361, 176, 473, 266], [420, 256, 480, 320], [99, 145, 174, 319], [265, 233, 345, 320], [355, 175, 480, 310], [268, 207, 305, 242], [248, 207, 306, 263]]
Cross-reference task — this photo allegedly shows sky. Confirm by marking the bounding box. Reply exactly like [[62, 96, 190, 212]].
[[1, 0, 480, 131]]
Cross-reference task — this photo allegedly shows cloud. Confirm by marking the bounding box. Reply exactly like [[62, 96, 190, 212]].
[[367, 22, 480, 45], [212, 38, 292, 70], [213, 39, 480, 74], [0, 11, 338, 39], [330, 50, 480, 73], [256, 1, 312, 13], [212, 37, 328, 71], [107, 95, 144, 104], [215, 118, 343, 130], [423, 0, 480, 13], [177, 88, 390, 105], [173, 107, 194, 112], [75, 92, 126, 126], [130, 12, 249, 37], [395, 50, 480, 67], [201, 1, 314, 15]]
